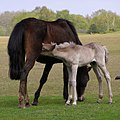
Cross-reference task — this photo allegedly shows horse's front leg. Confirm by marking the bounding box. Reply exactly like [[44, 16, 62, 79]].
[[32, 63, 53, 106]]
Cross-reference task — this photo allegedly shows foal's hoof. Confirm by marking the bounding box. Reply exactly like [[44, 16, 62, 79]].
[[72, 102, 77, 106], [32, 101, 38, 106], [66, 101, 70, 106], [108, 101, 112, 104], [97, 99, 102, 104]]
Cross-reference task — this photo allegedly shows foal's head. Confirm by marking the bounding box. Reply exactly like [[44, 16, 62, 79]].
[[42, 43, 56, 51]]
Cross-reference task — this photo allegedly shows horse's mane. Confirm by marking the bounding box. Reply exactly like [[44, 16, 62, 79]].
[[56, 18, 82, 45], [63, 19, 82, 45], [56, 42, 76, 49]]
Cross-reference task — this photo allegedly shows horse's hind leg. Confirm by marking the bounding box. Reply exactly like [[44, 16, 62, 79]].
[[32, 63, 53, 106], [19, 56, 37, 108], [91, 63, 103, 103], [19, 80, 29, 108], [99, 65, 113, 104]]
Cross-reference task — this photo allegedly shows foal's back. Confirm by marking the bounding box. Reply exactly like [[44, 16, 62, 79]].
[[55, 42, 106, 66], [54, 43, 95, 66]]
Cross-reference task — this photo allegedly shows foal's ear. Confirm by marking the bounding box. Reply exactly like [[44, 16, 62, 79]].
[[51, 42, 57, 46], [42, 43, 45, 46], [42, 43, 51, 50]]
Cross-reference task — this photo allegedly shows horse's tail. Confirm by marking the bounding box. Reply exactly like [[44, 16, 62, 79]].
[[8, 21, 25, 80], [103, 45, 109, 63]]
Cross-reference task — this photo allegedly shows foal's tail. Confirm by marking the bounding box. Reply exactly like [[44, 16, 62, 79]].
[[103, 45, 109, 63], [8, 21, 25, 80]]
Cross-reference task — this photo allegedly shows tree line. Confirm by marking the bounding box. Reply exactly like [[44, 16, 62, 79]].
[[0, 6, 120, 36]]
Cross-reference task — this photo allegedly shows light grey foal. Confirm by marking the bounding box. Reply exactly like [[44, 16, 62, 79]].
[[42, 42, 113, 105]]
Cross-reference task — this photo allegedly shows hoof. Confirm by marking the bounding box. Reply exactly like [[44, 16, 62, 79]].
[[18, 104, 26, 109], [66, 101, 70, 105], [72, 102, 77, 106], [78, 96, 85, 102], [65, 103, 70, 106], [97, 101, 101, 104], [18, 99, 26, 108], [97, 99, 102, 104], [115, 76, 120, 80], [32, 101, 38, 106], [108, 101, 112, 104], [25, 102, 31, 107]]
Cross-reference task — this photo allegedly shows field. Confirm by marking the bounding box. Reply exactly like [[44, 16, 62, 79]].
[[0, 33, 120, 120]]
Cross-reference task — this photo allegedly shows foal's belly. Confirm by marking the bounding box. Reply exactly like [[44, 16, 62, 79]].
[[78, 57, 95, 67]]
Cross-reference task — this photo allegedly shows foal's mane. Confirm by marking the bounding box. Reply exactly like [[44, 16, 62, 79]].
[[56, 42, 76, 49]]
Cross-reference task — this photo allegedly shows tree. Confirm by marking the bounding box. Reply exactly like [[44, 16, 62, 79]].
[[36, 6, 56, 20], [90, 9, 120, 33], [56, 10, 70, 19], [88, 24, 98, 34], [69, 14, 88, 33], [0, 11, 17, 35]]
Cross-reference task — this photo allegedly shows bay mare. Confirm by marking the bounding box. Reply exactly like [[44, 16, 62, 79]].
[[7, 18, 89, 108], [42, 42, 113, 105]]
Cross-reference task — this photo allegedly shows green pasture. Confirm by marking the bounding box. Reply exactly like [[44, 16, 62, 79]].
[[0, 34, 120, 120]]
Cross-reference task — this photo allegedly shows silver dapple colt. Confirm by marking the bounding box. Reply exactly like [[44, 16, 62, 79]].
[[42, 42, 113, 105]]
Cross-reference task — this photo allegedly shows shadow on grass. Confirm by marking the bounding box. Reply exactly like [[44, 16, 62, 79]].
[[0, 95, 117, 109], [33, 96, 65, 107], [0, 96, 65, 108]]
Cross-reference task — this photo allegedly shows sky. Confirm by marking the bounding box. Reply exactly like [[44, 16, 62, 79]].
[[0, 0, 120, 16]]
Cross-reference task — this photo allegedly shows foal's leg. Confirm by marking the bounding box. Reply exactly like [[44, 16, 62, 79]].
[[91, 64, 103, 103], [66, 66, 72, 105], [99, 65, 113, 104], [66, 65, 78, 105], [71, 65, 78, 105], [32, 63, 53, 106], [19, 56, 36, 108]]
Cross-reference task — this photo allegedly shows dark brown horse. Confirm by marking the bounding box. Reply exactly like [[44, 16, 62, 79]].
[[7, 18, 89, 108]]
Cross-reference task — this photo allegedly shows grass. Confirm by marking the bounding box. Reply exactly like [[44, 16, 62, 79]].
[[0, 96, 120, 120], [0, 33, 120, 120]]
